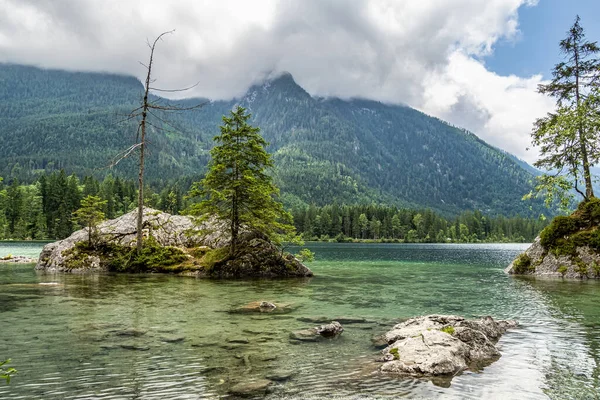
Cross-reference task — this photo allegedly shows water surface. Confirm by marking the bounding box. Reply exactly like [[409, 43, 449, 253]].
[[1, 242, 599, 399]]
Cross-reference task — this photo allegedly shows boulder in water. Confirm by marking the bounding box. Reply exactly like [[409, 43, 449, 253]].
[[290, 321, 344, 342], [378, 315, 516, 378]]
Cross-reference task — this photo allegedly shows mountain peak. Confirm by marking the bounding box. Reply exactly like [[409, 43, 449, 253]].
[[243, 71, 310, 104], [268, 71, 295, 82]]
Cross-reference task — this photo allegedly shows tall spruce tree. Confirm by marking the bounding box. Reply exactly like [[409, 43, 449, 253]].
[[530, 16, 600, 207], [188, 106, 294, 255]]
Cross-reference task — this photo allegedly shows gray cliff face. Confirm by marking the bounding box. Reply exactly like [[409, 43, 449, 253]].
[[505, 237, 600, 279], [35, 208, 312, 278], [378, 315, 516, 378]]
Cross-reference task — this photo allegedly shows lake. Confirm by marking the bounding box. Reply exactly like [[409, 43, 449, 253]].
[[1, 242, 599, 399]]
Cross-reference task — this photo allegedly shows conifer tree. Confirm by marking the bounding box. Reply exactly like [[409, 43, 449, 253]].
[[188, 106, 295, 255], [73, 195, 107, 246], [530, 16, 600, 207]]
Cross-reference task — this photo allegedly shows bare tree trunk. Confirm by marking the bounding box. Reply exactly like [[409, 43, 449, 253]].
[[136, 37, 157, 254], [574, 45, 594, 200], [136, 31, 172, 254], [110, 30, 202, 254]]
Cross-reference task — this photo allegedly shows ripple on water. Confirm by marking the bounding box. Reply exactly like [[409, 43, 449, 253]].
[[1, 242, 600, 399]]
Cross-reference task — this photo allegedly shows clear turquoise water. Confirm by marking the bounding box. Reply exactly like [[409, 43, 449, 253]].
[[0, 241, 51, 258], [1, 242, 600, 399]]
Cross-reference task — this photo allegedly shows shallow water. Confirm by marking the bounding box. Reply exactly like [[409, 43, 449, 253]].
[[1, 242, 600, 399], [0, 241, 51, 258]]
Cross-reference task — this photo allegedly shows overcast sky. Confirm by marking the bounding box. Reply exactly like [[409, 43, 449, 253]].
[[1, 0, 597, 163]]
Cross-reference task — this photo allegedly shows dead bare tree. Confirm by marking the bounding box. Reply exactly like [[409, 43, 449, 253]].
[[112, 31, 204, 254]]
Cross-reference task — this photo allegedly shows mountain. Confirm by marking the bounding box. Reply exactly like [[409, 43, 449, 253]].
[[0, 64, 542, 215]]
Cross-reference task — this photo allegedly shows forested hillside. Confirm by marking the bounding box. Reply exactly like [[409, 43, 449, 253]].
[[0, 172, 544, 242], [0, 64, 542, 216]]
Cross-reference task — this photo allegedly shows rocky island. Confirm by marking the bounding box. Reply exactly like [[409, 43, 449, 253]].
[[35, 208, 312, 278], [506, 199, 600, 279]]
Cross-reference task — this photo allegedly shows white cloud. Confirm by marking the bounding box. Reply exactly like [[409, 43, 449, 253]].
[[0, 0, 552, 162]]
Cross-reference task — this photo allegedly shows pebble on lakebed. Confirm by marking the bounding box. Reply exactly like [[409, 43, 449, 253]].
[[377, 315, 517, 379]]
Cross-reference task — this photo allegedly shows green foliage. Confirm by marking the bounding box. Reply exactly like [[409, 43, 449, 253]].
[[558, 265, 569, 277], [188, 106, 295, 253], [107, 237, 188, 273], [199, 247, 231, 270], [389, 348, 400, 360], [72, 195, 107, 245], [0, 359, 17, 385], [540, 216, 578, 248], [530, 16, 600, 204], [440, 326, 455, 335], [592, 261, 600, 277], [65, 238, 189, 273], [574, 258, 588, 276], [537, 199, 600, 276], [540, 199, 600, 258], [513, 253, 533, 274], [295, 248, 315, 263], [292, 204, 547, 243], [0, 65, 545, 217], [523, 175, 574, 213]]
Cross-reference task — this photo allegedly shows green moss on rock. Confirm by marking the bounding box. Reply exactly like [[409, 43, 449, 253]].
[[63, 238, 192, 273], [440, 326, 455, 335], [512, 253, 533, 274], [558, 265, 568, 277]]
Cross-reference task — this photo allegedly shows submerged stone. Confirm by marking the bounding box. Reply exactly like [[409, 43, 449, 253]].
[[160, 336, 185, 343], [115, 328, 147, 337], [315, 321, 344, 337], [227, 337, 250, 344], [290, 321, 344, 342], [228, 379, 273, 397], [232, 301, 293, 314], [289, 329, 320, 342], [119, 343, 150, 351], [265, 370, 295, 382]]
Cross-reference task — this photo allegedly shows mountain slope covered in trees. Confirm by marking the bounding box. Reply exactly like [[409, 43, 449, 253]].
[[0, 64, 541, 216]]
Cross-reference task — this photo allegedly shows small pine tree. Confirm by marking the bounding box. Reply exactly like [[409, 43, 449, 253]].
[[72, 195, 107, 247], [188, 106, 295, 255]]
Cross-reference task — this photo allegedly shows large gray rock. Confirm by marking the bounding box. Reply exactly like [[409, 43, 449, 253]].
[[206, 231, 313, 278], [505, 237, 600, 279], [378, 315, 516, 378], [35, 208, 218, 272]]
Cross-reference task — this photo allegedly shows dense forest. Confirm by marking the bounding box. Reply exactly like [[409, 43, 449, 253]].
[[0, 64, 545, 216], [0, 172, 546, 242], [292, 204, 547, 243]]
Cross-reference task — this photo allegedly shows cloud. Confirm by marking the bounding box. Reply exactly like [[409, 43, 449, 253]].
[[0, 0, 551, 162]]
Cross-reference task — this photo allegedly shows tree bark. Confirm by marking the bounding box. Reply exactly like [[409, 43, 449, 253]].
[[574, 43, 594, 199]]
